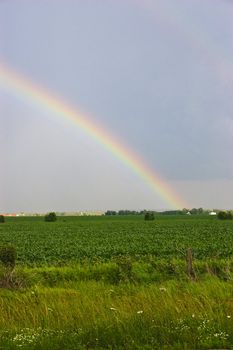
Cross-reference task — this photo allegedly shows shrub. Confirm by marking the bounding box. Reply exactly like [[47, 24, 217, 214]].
[[144, 212, 155, 221], [45, 212, 57, 222], [0, 244, 17, 269], [116, 256, 134, 281], [0, 215, 5, 223], [217, 211, 233, 220]]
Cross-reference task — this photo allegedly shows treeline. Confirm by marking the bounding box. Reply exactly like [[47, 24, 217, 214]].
[[105, 208, 209, 216], [105, 210, 146, 216], [163, 208, 209, 215]]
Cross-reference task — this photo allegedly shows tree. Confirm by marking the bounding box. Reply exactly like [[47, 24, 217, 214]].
[[144, 212, 155, 221], [217, 211, 233, 220], [226, 211, 233, 220], [105, 211, 117, 216], [0, 215, 5, 223], [182, 208, 189, 215], [44, 212, 57, 222]]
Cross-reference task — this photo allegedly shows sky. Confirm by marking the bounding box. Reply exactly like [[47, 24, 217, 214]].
[[0, 0, 233, 212]]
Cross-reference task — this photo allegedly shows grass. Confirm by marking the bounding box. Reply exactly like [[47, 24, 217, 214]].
[[0, 278, 233, 349], [1, 215, 233, 349]]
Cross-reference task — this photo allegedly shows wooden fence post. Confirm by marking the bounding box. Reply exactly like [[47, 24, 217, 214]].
[[186, 248, 196, 279]]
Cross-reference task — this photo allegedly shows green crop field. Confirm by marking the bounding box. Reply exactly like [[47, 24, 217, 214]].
[[1, 215, 233, 264], [0, 215, 233, 349]]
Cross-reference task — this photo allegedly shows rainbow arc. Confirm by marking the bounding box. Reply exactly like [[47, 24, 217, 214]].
[[0, 62, 187, 209]]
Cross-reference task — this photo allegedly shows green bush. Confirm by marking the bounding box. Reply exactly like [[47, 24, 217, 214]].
[[0, 215, 5, 223], [144, 212, 155, 221], [44, 212, 57, 222], [217, 211, 233, 220], [116, 256, 134, 281], [0, 244, 17, 268]]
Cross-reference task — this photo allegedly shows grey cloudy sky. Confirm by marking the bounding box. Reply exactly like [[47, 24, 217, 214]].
[[1, 0, 233, 212]]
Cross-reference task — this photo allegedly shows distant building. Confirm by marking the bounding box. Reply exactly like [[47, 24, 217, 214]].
[[209, 211, 217, 216], [2, 213, 17, 217]]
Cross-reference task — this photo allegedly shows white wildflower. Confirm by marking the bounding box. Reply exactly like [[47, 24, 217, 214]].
[[110, 307, 117, 311]]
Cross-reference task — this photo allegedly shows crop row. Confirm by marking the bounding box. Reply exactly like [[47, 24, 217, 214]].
[[0, 216, 232, 265]]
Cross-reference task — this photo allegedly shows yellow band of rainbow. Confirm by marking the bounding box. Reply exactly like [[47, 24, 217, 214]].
[[0, 62, 187, 209]]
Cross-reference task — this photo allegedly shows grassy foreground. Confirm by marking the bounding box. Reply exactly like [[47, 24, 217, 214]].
[[1, 215, 233, 349], [0, 264, 233, 349]]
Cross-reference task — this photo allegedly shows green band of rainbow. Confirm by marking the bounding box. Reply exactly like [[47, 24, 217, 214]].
[[0, 62, 187, 209]]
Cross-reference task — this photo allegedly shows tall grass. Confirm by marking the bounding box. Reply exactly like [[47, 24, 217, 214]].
[[0, 267, 233, 349]]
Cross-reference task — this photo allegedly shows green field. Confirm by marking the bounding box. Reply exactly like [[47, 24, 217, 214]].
[[2, 215, 233, 264], [0, 215, 233, 349]]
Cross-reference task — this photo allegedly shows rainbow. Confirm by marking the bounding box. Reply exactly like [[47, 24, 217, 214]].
[[0, 62, 187, 209]]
